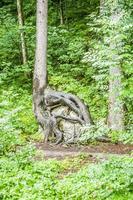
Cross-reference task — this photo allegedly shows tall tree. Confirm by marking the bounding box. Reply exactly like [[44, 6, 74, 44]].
[[104, 0, 124, 131], [59, 0, 64, 25], [33, 0, 93, 144], [108, 2, 124, 131], [17, 0, 27, 64], [33, 0, 48, 131]]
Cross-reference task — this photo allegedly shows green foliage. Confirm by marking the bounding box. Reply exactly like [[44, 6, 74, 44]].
[[0, 85, 38, 155], [56, 156, 133, 200], [49, 74, 107, 119], [1, 151, 132, 200], [0, 0, 108, 121], [79, 120, 109, 144], [110, 127, 133, 145], [79, 121, 133, 145], [83, 2, 133, 125], [0, 5, 20, 65], [0, 146, 60, 200]]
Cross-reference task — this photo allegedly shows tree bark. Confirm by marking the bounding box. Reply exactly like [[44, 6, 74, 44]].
[[59, 0, 64, 25], [99, 0, 124, 131], [108, 64, 124, 131], [17, 0, 27, 64], [33, 0, 48, 128], [107, 2, 124, 131]]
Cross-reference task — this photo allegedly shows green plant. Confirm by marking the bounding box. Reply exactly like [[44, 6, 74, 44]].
[[79, 120, 109, 143], [56, 156, 133, 200]]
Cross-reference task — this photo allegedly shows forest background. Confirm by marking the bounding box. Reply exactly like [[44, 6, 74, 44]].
[[0, 0, 133, 199]]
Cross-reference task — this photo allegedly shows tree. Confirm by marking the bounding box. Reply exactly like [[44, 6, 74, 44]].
[[59, 0, 64, 25], [33, 0, 48, 137], [107, 1, 124, 131], [33, 0, 93, 144], [17, 0, 27, 64], [84, 0, 128, 132], [99, 0, 124, 131]]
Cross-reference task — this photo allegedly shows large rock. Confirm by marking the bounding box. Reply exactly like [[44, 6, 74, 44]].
[[52, 106, 82, 143]]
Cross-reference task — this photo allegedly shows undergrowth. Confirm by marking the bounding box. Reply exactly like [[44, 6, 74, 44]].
[[0, 84, 133, 199], [0, 147, 133, 200], [0, 82, 133, 156]]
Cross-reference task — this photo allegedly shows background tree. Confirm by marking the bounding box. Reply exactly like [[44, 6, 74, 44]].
[[84, 0, 127, 132], [107, 0, 124, 131], [17, 0, 27, 64], [59, 0, 64, 25]]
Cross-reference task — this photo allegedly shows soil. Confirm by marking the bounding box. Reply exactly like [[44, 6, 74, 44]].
[[35, 142, 133, 160], [35, 142, 133, 177]]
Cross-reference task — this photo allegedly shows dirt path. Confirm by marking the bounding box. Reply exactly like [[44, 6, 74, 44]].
[[35, 142, 133, 160]]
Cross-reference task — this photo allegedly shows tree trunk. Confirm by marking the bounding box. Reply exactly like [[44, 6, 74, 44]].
[[33, 0, 94, 144], [33, 0, 48, 128], [59, 0, 64, 25], [17, 0, 27, 64], [107, 2, 124, 131], [108, 64, 124, 131]]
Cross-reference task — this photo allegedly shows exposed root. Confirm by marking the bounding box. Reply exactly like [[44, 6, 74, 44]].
[[35, 87, 94, 144]]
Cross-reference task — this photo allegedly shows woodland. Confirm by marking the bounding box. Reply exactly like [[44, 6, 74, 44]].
[[0, 0, 133, 199]]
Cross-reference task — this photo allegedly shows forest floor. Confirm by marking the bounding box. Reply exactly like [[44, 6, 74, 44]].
[[35, 142, 133, 160]]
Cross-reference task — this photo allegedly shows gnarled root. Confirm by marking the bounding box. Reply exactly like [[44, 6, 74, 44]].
[[35, 87, 94, 144]]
